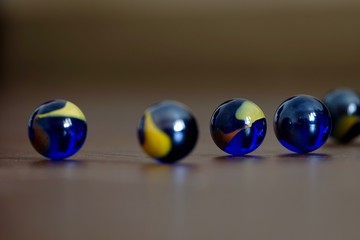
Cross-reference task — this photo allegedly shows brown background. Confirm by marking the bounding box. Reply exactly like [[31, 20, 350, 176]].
[[1, 1, 360, 240]]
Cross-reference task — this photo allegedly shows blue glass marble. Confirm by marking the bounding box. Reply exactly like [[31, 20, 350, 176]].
[[137, 100, 198, 163], [274, 95, 331, 153], [210, 98, 267, 155], [323, 88, 360, 143], [28, 100, 87, 160]]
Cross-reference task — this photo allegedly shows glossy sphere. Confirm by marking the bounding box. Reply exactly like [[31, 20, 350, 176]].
[[210, 99, 267, 155], [323, 88, 360, 143], [137, 101, 198, 163], [28, 100, 87, 160], [274, 95, 331, 153]]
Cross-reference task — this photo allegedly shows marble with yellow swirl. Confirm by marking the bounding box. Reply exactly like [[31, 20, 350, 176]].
[[28, 100, 87, 160], [323, 88, 360, 143], [138, 101, 198, 163], [210, 99, 267, 155]]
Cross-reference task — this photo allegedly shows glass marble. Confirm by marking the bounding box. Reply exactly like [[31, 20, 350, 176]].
[[323, 88, 360, 143], [210, 98, 267, 155], [274, 95, 331, 153], [28, 100, 87, 160], [137, 100, 198, 163]]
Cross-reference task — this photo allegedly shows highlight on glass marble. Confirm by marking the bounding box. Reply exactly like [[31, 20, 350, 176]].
[[274, 95, 331, 153], [28, 99, 87, 160], [210, 98, 267, 156], [137, 100, 198, 164], [323, 88, 360, 143]]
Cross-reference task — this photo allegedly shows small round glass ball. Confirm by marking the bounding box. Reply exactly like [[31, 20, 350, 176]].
[[210, 98, 267, 156], [137, 100, 198, 164], [28, 100, 87, 160], [323, 88, 360, 143], [274, 95, 331, 153]]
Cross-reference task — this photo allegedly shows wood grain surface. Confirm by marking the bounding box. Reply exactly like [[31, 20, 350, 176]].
[[1, 80, 360, 240]]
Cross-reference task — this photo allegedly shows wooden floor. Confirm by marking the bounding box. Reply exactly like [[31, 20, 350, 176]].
[[1, 79, 360, 240]]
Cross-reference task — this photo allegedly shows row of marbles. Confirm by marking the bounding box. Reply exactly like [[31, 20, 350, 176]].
[[28, 88, 360, 163]]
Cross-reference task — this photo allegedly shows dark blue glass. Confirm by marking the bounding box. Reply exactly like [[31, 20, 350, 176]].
[[137, 101, 198, 163], [210, 98, 267, 156], [28, 100, 87, 160], [274, 95, 331, 153], [323, 88, 360, 143]]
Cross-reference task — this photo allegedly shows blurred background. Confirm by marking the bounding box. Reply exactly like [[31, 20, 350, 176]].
[[3, 0, 360, 87], [1, 0, 360, 153]]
